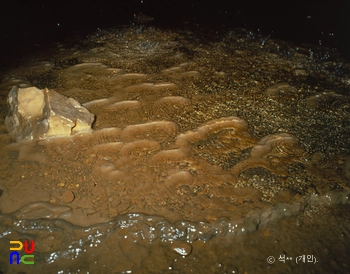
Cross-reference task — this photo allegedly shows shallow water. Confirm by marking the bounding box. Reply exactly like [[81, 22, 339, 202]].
[[0, 26, 349, 273]]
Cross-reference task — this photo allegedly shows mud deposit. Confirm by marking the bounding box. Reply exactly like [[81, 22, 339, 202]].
[[0, 26, 349, 273]]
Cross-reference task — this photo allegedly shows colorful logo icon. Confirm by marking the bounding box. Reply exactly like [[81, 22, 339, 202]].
[[9, 240, 35, 265]]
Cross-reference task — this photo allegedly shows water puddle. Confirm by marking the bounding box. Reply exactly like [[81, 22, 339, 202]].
[[0, 26, 349, 273]]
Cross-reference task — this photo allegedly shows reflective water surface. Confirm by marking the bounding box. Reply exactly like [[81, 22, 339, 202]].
[[0, 26, 349, 273]]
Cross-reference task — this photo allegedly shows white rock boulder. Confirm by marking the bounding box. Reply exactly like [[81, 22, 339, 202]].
[[5, 86, 95, 141]]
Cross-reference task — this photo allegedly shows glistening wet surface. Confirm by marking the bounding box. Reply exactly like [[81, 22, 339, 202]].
[[0, 26, 349, 273]]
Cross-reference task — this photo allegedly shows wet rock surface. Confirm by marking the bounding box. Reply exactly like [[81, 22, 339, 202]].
[[0, 26, 349, 273]]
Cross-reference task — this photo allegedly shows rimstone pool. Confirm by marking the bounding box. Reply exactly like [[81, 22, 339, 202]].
[[0, 26, 349, 273]]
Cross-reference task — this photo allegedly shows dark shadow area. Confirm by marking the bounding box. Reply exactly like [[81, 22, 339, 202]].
[[0, 0, 349, 68]]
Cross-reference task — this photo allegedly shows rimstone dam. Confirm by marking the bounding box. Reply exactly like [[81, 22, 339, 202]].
[[0, 26, 349, 273]]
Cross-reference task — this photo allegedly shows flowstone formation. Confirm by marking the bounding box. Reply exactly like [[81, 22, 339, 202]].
[[0, 27, 349, 224], [5, 86, 94, 142], [0, 26, 350, 274]]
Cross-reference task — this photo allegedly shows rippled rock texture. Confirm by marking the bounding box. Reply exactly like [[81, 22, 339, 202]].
[[0, 26, 349, 273]]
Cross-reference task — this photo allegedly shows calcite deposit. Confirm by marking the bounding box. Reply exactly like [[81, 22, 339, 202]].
[[0, 26, 349, 274], [5, 86, 95, 141]]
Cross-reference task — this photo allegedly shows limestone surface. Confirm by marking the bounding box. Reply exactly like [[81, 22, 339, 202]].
[[5, 86, 95, 141]]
